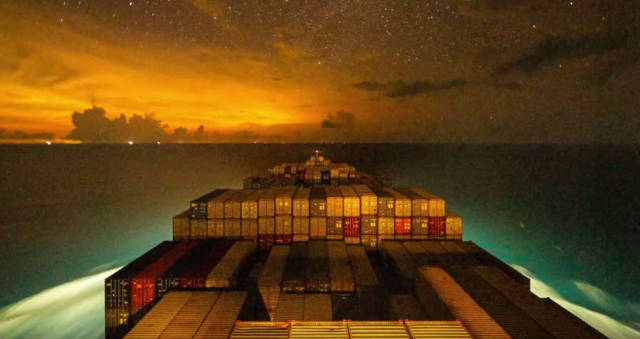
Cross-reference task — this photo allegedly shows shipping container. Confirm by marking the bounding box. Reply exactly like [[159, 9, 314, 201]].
[[275, 186, 297, 215], [388, 294, 428, 320], [325, 186, 344, 217], [226, 190, 252, 219], [292, 216, 310, 242], [396, 188, 429, 217], [172, 210, 190, 241], [241, 190, 262, 219], [346, 245, 379, 288], [404, 320, 472, 338], [292, 188, 310, 217], [157, 291, 220, 338], [190, 189, 228, 219], [123, 291, 191, 339], [303, 294, 333, 321], [224, 219, 242, 238], [281, 242, 307, 293], [420, 241, 457, 267], [412, 217, 430, 238], [275, 234, 292, 245], [275, 215, 292, 236], [191, 218, 208, 239], [360, 235, 378, 251], [414, 269, 456, 321], [157, 241, 218, 297], [344, 236, 361, 244], [350, 321, 409, 338], [385, 188, 411, 217], [258, 217, 275, 235], [395, 217, 412, 236], [428, 217, 446, 238], [326, 217, 343, 238], [310, 216, 327, 239], [443, 266, 553, 338], [339, 186, 360, 217], [130, 241, 199, 319], [418, 267, 510, 338], [378, 217, 395, 235], [193, 291, 247, 339], [207, 218, 225, 238], [273, 294, 304, 321], [241, 219, 258, 238], [328, 241, 355, 292], [380, 241, 416, 288], [206, 240, 255, 288], [361, 215, 377, 235], [343, 216, 361, 237], [410, 188, 446, 217], [230, 320, 471, 338], [458, 241, 530, 287], [309, 186, 327, 217], [259, 246, 290, 320], [438, 241, 479, 267], [445, 210, 463, 239], [371, 187, 394, 217], [258, 188, 278, 217], [353, 184, 378, 215], [305, 241, 330, 292], [178, 241, 235, 290], [209, 190, 236, 219], [473, 266, 604, 338], [106, 241, 177, 338]]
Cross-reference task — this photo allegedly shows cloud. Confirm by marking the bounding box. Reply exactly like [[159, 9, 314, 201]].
[[493, 30, 632, 77], [353, 79, 467, 97], [511, 264, 640, 339], [321, 110, 355, 128], [0, 266, 121, 339], [389, 79, 467, 97]]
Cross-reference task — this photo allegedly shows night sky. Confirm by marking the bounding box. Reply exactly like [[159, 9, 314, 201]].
[[1, 1, 638, 142]]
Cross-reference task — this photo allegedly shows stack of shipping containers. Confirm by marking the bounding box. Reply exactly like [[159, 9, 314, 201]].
[[190, 189, 228, 219], [445, 211, 463, 240], [411, 187, 447, 239], [328, 241, 355, 292], [172, 210, 190, 241], [325, 186, 343, 240], [386, 188, 412, 240], [130, 241, 199, 323], [224, 190, 250, 238], [241, 190, 261, 239], [339, 185, 361, 244], [105, 241, 177, 338], [309, 187, 327, 239], [292, 188, 310, 242], [372, 187, 394, 245], [354, 184, 377, 250], [281, 242, 307, 293], [396, 188, 430, 240], [208, 190, 234, 239], [275, 186, 296, 244], [258, 188, 277, 250], [206, 240, 255, 288], [305, 241, 330, 292]]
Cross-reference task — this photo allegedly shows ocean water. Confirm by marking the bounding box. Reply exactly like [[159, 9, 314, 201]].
[[0, 144, 638, 337]]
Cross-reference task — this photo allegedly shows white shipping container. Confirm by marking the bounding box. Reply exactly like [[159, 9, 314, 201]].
[[339, 186, 360, 217], [325, 186, 344, 217], [293, 188, 310, 217]]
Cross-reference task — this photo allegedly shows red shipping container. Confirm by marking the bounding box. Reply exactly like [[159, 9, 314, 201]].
[[179, 240, 234, 289], [343, 217, 361, 237], [428, 217, 446, 238], [259, 235, 275, 250], [395, 217, 412, 235], [130, 241, 197, 316], [275, 234, 293, 245]]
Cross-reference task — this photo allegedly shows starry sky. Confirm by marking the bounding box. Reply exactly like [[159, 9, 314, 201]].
[[0, 0, 638, 143]]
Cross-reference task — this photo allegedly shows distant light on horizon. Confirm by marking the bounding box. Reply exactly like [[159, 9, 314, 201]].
[[45, 141, 51, 145], [127, 141, 134, 145]]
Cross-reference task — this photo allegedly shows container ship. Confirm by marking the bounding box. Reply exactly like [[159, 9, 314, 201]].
[[105, 152, 605, 338]]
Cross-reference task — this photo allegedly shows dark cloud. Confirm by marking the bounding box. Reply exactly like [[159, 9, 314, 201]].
[[389, 79, 467, 97], [353, 81, 389, 91], [493, 30, 632, 77], [321, 110, 355, 129], [66, 106, 167, 142], [353, 79, 467, 97], [0, 129, 55, 140]]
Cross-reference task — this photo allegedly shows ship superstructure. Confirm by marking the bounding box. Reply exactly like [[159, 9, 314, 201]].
[[105, 153, 604, 339]]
